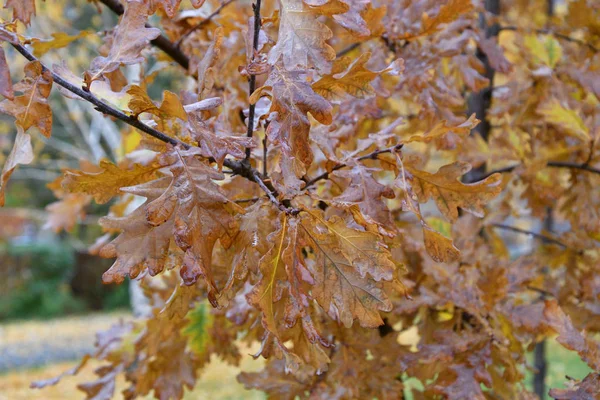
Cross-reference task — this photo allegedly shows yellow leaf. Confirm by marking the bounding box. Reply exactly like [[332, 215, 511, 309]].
[[523, 34, 563, 68], [538, 98, 589, 141], [422, 223, 460, 263], [31, 31, 92, 57], [127, 85, 187, 120], [62, 160, 160, 204]]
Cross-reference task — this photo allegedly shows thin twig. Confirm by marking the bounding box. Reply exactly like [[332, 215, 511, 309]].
[[253, 172, 299, 215], [465, 161, 600, 183], [490, 223, 568, 249], [98, 0, 190, 70], [303, 144, 404, 189], [176, 0, 236, 48], [336, 42, 361, 58], [245, 0, 263, 161], [234, 197, 262, 203], [498, 26, 598, 52]]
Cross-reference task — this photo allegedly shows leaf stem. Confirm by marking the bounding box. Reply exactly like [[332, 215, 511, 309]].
[[465, 161, 600, 183], [490, 223, 568, 249]]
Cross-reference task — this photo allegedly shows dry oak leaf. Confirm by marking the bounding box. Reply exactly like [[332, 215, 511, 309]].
[[544, 300, 600, 371], [549, 373, 600, 400], [422, 222, 460, 263], [85, 0, 160, 85], [4, 0, 39, 26], [331, 164, 395, 231], [148, 0, 206, 18], [0, 127, 33, 206], [300, 212, 396, 328], [394, 0, 474, 40], [249, 215, 329, 373], [404, 113, 479, 145], [187, 114, 254, 170], [99, 148, 242, 305], [313, 52, 403, 100], [268, 0, 336, 72], [0, 61, 53, 137], [0, 48, 14, 100], [43, 193, 91, 233], [62, 159, 160, 204], [403, 161, 503, 222], [253, 69, 332, 173], [305, 0, 386, 38], [127, 85, 187, 120]]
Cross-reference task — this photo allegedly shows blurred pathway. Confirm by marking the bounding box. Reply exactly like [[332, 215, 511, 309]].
[[0, 312, 130, 372]]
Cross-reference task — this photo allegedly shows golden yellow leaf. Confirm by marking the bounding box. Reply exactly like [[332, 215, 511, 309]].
[[62, 160, 160, 204], [537, 98, 589, 141], [422, 223, 460, 263], [127, 85, 187, 120], [523, 34, 563, 68], [31, 31, 92, 57]]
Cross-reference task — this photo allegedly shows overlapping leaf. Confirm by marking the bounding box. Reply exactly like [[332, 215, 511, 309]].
[[62, 160, 160, 204], [268, 0, 336, 72], [0, 61, 53, 137], [403, 161, 503, 222], [99, 148, 242, 305], [85, 0, 160, 85]]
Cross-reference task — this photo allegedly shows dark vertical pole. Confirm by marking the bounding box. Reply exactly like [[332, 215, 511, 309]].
[[464, 0, 501, 183], [534, 3, 554, 398], [534, 208, 553, 398]]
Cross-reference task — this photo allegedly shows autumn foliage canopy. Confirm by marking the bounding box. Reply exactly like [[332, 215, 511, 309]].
[[1, 0, 600, 399]]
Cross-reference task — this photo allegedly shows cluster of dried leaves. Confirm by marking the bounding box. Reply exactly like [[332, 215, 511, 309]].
[[1, 0, 600, 399]]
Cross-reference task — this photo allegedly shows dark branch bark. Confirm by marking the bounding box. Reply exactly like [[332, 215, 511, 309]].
[[244, 0, 263, 161], [98, 0, 190, 70], [498, 26, 598, 53], [465, 161, 600, 183], [490, 223, 568, 249], [464, 0, 500, 183]]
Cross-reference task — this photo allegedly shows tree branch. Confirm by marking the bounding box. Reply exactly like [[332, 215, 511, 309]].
[[490, 223, 568, 249], [98, 0, 191, 70], [244, 0, 263, 161], [303, 144, 404, 189], [498, 26, 598, 52], [9, 43, 290, 211], [467, 161, 600, 182]]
